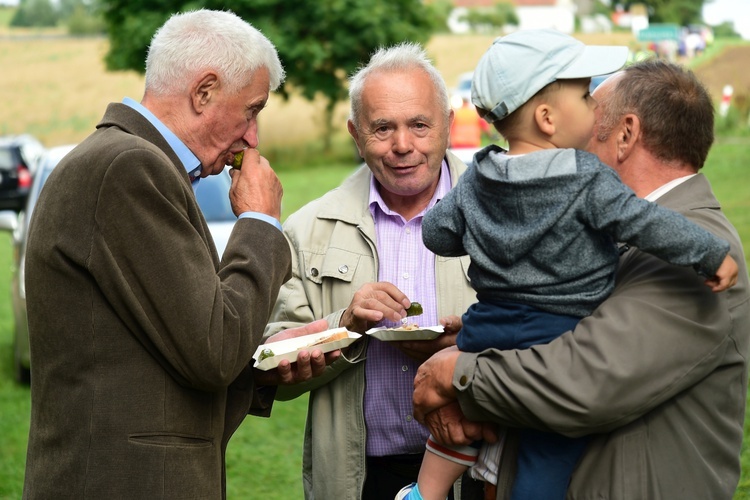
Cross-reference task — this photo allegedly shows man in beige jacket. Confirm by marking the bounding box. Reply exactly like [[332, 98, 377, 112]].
[[264, 43, 488, 499]]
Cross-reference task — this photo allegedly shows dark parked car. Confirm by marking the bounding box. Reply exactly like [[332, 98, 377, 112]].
[[0, 144, 237, 383], [0, 134, 45, 212]]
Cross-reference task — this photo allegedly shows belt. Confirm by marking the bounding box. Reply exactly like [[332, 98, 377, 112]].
[[366, 453, 423, 477], [483, 481, 497, 500]]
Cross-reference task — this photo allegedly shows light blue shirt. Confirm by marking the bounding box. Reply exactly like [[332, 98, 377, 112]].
[[122, 98, 281, 231]]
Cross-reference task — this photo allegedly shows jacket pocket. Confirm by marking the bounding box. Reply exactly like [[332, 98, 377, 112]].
[[128, 433, 213, 448], [303, 248, 361, 285]]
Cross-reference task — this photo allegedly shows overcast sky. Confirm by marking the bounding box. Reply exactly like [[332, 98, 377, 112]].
[[702, 0, 750, 39]]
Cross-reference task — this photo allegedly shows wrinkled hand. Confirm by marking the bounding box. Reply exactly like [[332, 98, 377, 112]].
[[706, 254, 739, 292], [423, 401, 499, 447], [413, 346, 461, 423], [339, 282, 410, 333], [394, 315, 461, 362], [253, 319, 339, 385], [228, 148, 282, 220]]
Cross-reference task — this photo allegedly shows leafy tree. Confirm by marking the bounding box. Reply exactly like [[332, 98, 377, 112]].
[[627, 0, 705, 26], [711, 21, 741, 38], [459, 3, 518, 33], [10, 0, 59, 27], [101, 0, 440, 151]]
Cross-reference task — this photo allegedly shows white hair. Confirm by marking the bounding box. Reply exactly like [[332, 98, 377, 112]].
[[348, 42, 450, 129], [145, 9, 284, 96]]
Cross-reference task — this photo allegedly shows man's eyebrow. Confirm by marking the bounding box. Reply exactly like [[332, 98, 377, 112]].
[[369, 118, 392, 128], [409, 114, 432, 124]]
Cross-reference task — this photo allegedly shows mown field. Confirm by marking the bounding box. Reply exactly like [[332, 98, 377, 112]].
[[1, 26, 749, 499]]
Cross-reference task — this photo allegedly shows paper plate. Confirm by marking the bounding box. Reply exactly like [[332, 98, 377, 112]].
[[253, 328, 361, 371], [365, 325, 444, 342]]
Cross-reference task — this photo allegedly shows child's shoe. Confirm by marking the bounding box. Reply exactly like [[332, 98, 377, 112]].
[[395, 483, 423, 500]]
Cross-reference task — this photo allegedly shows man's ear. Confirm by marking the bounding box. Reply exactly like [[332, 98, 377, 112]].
[[347, 120, 363, 158], [617, 114, 641, 161], [191, 72, 220, 113]]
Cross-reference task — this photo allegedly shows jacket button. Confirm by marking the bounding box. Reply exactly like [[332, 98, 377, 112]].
[[338, 265, 348, 274], [310, 268, 319, 277], [459, 375, 468, 385]]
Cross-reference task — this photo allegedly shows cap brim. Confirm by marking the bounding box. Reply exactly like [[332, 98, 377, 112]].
[[557, 46, 629, 79]]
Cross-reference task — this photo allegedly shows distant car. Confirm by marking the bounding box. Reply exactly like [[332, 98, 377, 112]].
[[0, 134, 45, 212], [0, 145, 236, 383], [451, 71, 474, 108]]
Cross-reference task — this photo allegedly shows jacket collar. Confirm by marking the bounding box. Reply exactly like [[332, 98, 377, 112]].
[[314, 150, 469, 227]]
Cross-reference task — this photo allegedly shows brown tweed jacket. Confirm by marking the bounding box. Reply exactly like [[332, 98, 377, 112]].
[[22, 103, 291, 499]]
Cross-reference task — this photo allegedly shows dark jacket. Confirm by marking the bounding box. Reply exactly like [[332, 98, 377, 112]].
[[22, 103, 291, 499]]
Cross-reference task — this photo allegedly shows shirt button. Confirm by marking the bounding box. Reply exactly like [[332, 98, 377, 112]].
[[405, 228, 411, 235], [402, 272, 409, 280], [310, 268, 319, 277], [401, 365, 409, 372], [338, 265, 348, 274], [406, 415, 413, 422]]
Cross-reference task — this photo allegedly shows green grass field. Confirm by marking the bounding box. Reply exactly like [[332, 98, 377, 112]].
[[0, 137, 748, 499]]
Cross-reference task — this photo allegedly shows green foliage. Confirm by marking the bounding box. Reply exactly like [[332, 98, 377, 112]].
[[10, 0, 59, 27], [425, 0, 455, 33], [635, 0, 706, 25], [66, 5, 106, 35], [712, 21, 742, 39], [10, 0, 105, 32], [459, 3, 518, 33], [99, 0, 437, 151]]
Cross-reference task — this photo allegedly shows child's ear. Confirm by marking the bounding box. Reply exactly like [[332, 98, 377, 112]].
[[534, 103, 556, 137]]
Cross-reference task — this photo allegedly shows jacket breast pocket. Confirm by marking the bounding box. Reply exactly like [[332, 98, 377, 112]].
[[303, 248, 361, 285]]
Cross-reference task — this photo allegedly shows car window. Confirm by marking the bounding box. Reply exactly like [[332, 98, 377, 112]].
[[195, 172, 235, 222], [0, 148, 14, 171]]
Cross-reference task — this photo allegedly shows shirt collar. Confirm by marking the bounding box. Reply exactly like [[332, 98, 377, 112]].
[[644, 174, 697, 202], [122, 97, 203, 183], [368, 158, 452, 220]]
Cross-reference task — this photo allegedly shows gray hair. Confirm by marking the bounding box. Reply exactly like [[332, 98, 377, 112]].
[[145, 9, 284, 97], [348, 42, 450, 129], [595, 60, 714, 170]]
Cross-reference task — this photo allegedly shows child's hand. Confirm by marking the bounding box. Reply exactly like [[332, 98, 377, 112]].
[[705, 254, 739, 292]]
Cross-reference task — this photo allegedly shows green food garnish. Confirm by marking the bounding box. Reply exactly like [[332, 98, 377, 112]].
[[231, 150, 244, 169], [258, 347, 274, 361], [405, 302, 423, 316]]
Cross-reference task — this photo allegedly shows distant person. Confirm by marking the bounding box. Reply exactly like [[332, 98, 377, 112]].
[[397, 30, 738, 500], [412, 59, 750, 500], [22, 9, 330, 499], [449, 97, 491, 149], [263, 43, 488, 500]]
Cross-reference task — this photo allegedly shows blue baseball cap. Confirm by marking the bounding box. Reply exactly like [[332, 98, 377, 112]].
[[471, 29, 629, 122]]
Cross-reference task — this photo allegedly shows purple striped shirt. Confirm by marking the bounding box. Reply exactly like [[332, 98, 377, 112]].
[[364, 160, 453, 457]]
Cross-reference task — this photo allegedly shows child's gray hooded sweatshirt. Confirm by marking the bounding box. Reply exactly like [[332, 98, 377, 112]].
[[423, 145, 730, 317]]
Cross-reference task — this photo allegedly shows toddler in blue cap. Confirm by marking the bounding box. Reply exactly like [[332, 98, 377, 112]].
[[396, 29, 738, 500]]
